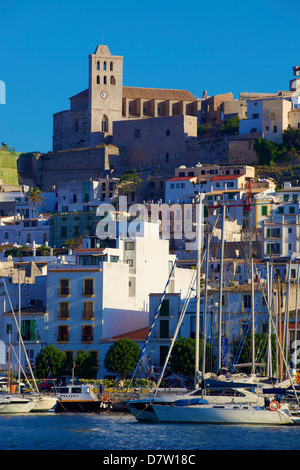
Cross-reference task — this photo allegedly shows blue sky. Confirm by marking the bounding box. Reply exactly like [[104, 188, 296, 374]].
[[0, 0, 299, 154]]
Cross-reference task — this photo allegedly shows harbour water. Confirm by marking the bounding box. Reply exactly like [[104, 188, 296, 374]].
[[1, 411, 300, 452]]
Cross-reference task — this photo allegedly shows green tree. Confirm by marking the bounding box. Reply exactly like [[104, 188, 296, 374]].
[[169, 335, 215, 379], [116, 169, 143, 198], [253, 138, 280, 165], [104, 338, 140, 380], [74, 351, 98, 379], [35, 345, 68, 378], [26, 187, 46, 218], [283, 127, 300, 149], [219, 116, 239, 136], [63, 237, 82, 250], [231, 333, 278, 375]]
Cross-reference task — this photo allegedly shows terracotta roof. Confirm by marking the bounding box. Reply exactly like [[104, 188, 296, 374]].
[[123, 86, 196, 101], [168, 176, 196, 182], [102, 327, 149, 342]]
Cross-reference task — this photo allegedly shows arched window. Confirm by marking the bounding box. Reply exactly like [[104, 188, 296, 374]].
[[97, 75, 100, 84], [110, 76, 116, 85], [97, 61, 100, 70], [103, 61, 106, 71], [103, 76, 107, 85], [165, 152, 169, 163], [101, 115, 108, 133], [110, 61, 113, 71]]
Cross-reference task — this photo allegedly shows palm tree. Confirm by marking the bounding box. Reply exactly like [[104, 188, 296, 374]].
[[26, 187, 46, 218]]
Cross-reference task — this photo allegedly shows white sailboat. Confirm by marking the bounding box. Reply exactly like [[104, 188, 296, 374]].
[[151, 399, 293, 425], [1, 273, 57, 413]]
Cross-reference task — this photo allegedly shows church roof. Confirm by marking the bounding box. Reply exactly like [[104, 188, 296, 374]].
[[69, 87, 197, 102], [123, 86, 196, 101]]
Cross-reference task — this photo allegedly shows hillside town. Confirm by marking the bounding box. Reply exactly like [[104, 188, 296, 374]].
[[1, 45, 300, 383]]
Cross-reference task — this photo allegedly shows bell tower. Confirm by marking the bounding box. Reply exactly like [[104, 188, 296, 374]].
[[88, 45, 123, 136]]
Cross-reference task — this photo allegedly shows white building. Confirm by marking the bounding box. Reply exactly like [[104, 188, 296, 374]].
[[0, 215, 51, 246], [46, 221, 194, 378]]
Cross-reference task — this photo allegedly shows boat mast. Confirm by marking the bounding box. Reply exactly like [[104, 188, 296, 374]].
[[201, 231, 209, 395], [293, 263, 300, 369], [218, 203, 225, 372], [18, 269, 21, 394], [195, 194, 203, 388], [251, 258, 255, 376]]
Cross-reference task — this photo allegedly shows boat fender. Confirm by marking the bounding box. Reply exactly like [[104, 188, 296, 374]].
[[269, 400, 279, 411], [103, 394, 109, 402]]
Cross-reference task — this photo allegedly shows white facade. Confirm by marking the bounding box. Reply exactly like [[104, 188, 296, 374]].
[[46, 221, 194, 378], [0, 216, 50, 246]]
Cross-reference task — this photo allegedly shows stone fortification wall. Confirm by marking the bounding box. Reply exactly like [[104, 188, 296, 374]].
[[36, 144, 126, 191]]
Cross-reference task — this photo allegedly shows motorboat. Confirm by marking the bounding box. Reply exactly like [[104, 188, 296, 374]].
[[150, 399, 294, 425], [0, 394, 34, 413], [54, 382, 106, 412]]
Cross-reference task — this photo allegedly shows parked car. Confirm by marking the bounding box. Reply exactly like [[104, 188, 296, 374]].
[[37, 379, 55, 392]]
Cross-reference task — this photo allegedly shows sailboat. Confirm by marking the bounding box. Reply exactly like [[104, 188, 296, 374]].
[[128, 199, 295, 425], [1, 273, 57, 413]]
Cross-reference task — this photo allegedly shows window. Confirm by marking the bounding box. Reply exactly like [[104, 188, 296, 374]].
[[134, 129, 141, 138], [74, 117, 79, 133], [21, 320, 36, 341], [58, 325, 69, 342], [252, 113, 259, 119], [289, 206, 295, 214], [243, 295, 251, 310], [83, 301, 94, 320], [160, 299, 169, 316], [261, 206, 268, 216], [273, 125, 277, 133], [166, 130, 170, 136], [159, 319, 169, 338], [83, 278, 94, 296], [110, 76, 116, 85], [97, 75, 100, 84], [61, 226, 67, 238], [166, 152, 169, 163], [59, 302, 69, 320], [125, 242, 134, 250], [101, 115, 108, 133], [97, 61, 100, 70], [270, 112, 275, 121], [110, 255, 119, 263], [278, 206, 284, 214], [103, 61, 106, 71], [126, 259, 133, 267], [103, 76, 107, 84], [59, 279, 70, 297], [284, 194, 289, 202], [82, 325, 93, 342], [110, 61, 113, 71]]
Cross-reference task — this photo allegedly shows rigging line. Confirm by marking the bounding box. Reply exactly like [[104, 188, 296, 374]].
[[21, 281, 54, 380], [231, 276, 263, 372], [10, 343, 35, 393], [1, 275, 39, 392], [128, 232, 189, 389], [154, 211, 221, 394], [128, 195, 205, 389]]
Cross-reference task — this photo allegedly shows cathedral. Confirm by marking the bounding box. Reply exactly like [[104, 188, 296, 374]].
[[52, 45, 200, 152]]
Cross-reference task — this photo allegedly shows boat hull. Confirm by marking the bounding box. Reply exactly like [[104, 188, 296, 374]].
[[55, 400, 104, 413], [0, 396, 33, 413], [151, 404, 294, 425], [30, 396, 58, 412]]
